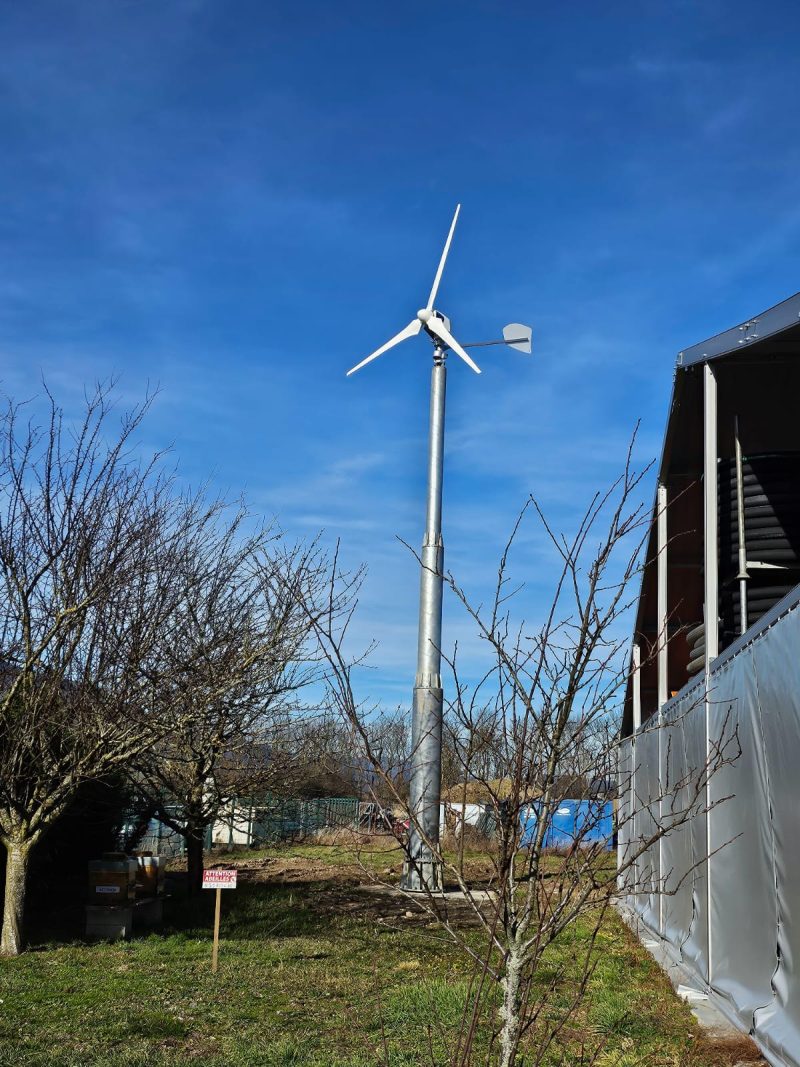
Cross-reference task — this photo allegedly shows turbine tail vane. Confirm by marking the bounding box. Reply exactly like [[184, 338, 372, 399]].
[[503, 323, 532, 354]]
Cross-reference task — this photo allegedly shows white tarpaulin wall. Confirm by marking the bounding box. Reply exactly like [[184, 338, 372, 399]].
[[621, 600, 800, 1066], [659, 693, 694, 953]]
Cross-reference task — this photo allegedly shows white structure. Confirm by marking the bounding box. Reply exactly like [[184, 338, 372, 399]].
[[620, 291, 800, 1067]]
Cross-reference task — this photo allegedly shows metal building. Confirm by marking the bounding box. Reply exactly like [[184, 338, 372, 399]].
[[618, 291, 800, 1066]]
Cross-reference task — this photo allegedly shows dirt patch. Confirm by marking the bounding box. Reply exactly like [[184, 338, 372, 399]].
[[691, 1033, 767, 1065], [169, 851, 378, 883], [186, 847, 496, 888], [198, 850, 499, 930], [237, 856, 374, 886], [355, 885, 497, 930]]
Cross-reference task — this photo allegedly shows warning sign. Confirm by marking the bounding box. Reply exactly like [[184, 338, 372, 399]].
[[202, 868, 237, 889]]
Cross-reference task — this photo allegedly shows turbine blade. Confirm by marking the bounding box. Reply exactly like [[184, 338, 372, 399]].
[[346, 319, 421, 376], [425, 316, 481, 374], [426, 204, 460, 311]]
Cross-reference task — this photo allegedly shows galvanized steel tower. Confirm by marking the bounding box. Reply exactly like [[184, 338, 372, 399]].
[[346, 205, 531, 891]]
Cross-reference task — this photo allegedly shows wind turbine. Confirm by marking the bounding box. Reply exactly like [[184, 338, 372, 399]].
[[347, 205, 532, 892]]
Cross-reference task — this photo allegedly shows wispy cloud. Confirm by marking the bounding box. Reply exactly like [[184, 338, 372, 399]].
[[2, 1, 799, 707]]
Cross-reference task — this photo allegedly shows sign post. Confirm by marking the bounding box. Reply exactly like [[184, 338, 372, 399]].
[[202, 868, 237, 973]]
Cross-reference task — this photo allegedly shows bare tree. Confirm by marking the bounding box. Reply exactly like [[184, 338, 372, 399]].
[[0, 384, 184, 955], [130, 522, 337, 893], [359, 709, 411, 803], [284, 713, 371, 799], [310, 444, 739, 1066]]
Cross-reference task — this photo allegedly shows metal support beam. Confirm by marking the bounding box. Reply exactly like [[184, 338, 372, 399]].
[[703, 363, 719, 666], [632, 642, 641, 732], [655, 483, 668, 935], [734, 415, 749, 636], [657, 482, 668, 710], [703, 360, 718, 988]]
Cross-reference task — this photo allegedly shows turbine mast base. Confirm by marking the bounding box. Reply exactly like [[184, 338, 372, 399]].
[[401, 357, 447, 894]]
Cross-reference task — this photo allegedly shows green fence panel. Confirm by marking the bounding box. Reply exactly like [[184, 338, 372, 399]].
[[249, 794, 359, 843]]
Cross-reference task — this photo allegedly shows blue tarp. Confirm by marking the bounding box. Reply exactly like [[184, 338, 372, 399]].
[[519, 799, 614, 850]]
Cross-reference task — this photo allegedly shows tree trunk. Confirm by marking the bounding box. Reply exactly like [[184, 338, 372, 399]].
[[1, 836, 32, 956], [498, 947, 524, 1067], [185, 819, 206, 897]]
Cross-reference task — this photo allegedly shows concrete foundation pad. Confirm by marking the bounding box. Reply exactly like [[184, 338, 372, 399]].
[[357, 883, 497, 903]]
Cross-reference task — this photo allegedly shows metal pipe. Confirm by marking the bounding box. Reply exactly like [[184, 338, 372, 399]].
[[703, 360, 718, 988], [657, 483, 668, 710], [401, 350, 447, 892], [703, 364, 719, 665], [632, 642, 641, 732], [656, 479, 668, 934], [462, 337, 528, 349], [734, 415, 748, 635]]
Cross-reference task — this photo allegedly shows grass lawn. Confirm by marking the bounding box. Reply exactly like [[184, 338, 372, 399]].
[[1, 842, 760, 1066]]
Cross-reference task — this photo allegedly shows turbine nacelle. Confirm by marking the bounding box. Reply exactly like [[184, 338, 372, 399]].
[[417, 308, 451, 335]]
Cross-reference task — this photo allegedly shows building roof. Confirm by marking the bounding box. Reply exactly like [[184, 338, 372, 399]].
[[678, 290, 800, 368], [623, 288, 800, 737]]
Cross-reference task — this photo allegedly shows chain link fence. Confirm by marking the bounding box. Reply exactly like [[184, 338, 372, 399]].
[[121, 796, 361, 856], [214, 795, 360, 846]]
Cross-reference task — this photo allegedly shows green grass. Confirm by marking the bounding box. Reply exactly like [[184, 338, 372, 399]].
[[0, 846, 731, 1066]]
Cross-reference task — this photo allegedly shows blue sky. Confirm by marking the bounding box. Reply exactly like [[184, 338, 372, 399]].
[[2, 1, 800, 705]]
